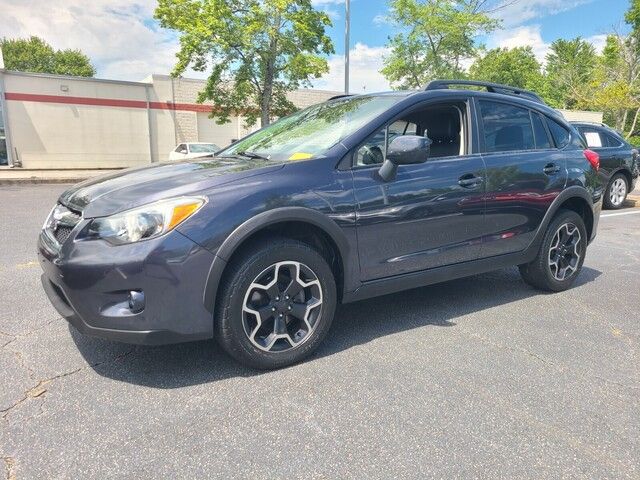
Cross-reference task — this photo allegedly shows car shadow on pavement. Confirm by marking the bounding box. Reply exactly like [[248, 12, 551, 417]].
[[72, 266, 601, 388]]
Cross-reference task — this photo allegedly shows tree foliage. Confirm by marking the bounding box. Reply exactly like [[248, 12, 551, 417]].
[[469, 46, 544, 91], [381, 0, 499, 89], [0, 36, 95, 77], [155, 0, 334, 126], [544, 38, 596, 109]]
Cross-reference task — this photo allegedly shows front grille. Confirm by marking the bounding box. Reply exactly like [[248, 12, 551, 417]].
[[54, 225, 74, 244], [44, 204, 83, 247]]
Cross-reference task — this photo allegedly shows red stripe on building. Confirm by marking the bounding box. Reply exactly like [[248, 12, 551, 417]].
[[148, 101, 214, 113], [4, 92, 215, 113]]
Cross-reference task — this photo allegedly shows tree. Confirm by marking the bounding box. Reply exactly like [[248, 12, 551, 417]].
[[545, 38, 596, 109], [0, 36, 95, 77], [155, 0, 334, 127], [381, 0, 500, 89], [469, 46, 544, 92]]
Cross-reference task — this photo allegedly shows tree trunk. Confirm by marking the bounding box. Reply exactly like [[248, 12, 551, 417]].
[[620, 109, 629, 132], [627, 107, 640, 138], [260, 13, 280, 127]]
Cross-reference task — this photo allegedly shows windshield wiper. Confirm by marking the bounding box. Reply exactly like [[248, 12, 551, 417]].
[[236, 150, 271, 161]]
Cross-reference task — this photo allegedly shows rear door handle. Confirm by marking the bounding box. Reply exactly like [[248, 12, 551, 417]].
[[458, 174, 483, 188], [543, 163, 560, 175]]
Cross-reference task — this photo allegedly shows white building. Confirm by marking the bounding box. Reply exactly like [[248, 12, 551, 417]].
[[0, 69, 339, 169]]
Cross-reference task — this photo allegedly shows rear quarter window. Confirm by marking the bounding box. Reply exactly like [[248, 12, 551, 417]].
[[546, 119, 571, 149]]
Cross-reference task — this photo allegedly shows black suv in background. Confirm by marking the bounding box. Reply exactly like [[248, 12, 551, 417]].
[[39, 80, 602, 369], [572, 121, 638, 209]]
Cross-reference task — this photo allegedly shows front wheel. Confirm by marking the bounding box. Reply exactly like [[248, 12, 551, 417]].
[[519, 209, 587, 292], [215, 238, 337, 369]]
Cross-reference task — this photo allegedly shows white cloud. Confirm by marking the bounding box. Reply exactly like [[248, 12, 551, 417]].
[[586, 34, 608, 54], [489, 25, 551, 64], [372, 14, 388, 26], [0, 0, 181, 81], [486, 26, 612, 67], [313, 42, 390, 93], [493, 0, 594, 28]]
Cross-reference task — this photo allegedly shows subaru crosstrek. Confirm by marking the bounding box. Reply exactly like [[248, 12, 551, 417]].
[[38, 80, 603, 369]]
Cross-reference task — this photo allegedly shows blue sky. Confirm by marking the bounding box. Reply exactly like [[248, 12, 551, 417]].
[[320, 0, 630, 56], [0, 0, 633, 93]]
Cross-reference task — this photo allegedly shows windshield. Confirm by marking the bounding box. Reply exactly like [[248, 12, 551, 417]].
[[190, 143, 219, 153], [219, 95, 406, 162]]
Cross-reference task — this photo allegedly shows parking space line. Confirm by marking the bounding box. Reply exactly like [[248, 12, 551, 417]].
[[601, 210, 640, 218]]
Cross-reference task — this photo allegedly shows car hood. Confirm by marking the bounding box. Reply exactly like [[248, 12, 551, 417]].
[[59, 157, 284, 218]]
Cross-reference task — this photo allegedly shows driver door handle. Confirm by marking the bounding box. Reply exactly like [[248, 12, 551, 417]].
[[458, 173, 483, 188], [543, 163, 561, 175]]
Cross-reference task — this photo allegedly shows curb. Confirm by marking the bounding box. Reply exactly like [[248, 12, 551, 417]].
[[0, 178, 89, 185]]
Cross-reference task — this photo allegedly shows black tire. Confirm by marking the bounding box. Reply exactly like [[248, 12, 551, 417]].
[[519, 209, 587, 292], [604, 173, 628, 210], [215, 237, 337, 369]]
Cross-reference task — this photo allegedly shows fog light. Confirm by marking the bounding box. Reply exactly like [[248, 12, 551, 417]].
[[128, 290, 145, 313]]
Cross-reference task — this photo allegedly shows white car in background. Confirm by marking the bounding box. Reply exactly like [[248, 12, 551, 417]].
[[169, 142, 220, 161]]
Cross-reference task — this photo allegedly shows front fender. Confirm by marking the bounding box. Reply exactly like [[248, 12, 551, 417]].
[[202, 207, 352, 313]]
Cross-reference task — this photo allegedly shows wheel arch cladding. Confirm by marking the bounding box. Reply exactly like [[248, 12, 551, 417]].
[[555, 196, 594, 241], [203, 207, 349, 313], [530, 187, 595, 253]]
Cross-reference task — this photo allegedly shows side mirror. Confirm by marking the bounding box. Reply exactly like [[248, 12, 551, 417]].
[[378, 135, 432, 182]]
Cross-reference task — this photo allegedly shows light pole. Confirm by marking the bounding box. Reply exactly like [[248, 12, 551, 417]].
[[344, 0, 350, 94]]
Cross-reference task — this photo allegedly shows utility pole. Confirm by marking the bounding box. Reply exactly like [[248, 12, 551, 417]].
[[344, 0, 350, 94]]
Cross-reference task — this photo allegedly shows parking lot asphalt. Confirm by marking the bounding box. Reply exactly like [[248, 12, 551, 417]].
[[1, 184, 639, 479]]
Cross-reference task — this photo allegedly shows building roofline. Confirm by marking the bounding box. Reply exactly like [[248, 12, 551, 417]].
[[1, 69, 151, 87]]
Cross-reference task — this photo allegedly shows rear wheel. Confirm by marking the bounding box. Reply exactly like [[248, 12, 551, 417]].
[[215, 238, 336, 369], [519, 209, 587, 292], [604, 173, 628, 209]]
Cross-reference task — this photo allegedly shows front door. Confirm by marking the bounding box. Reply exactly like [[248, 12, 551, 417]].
[[352, 100, 486, 281]]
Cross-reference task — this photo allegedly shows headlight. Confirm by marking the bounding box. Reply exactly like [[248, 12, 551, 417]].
[[87, 196, 206, 245]]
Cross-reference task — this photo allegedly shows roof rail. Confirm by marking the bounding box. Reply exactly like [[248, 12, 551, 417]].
[[424, 80, 545, 105], [327, 94, 354, 101]]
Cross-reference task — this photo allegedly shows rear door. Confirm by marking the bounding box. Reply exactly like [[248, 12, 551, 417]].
[[477, 99, 568, 257]]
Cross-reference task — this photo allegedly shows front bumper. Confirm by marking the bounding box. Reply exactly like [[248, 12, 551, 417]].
[[38, 227, 217, 345]]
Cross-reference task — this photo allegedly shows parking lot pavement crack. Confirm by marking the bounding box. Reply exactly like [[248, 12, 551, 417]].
[[0, 318, 60, 349], [2, 456, 16, 480], [1, 348, 136, 422], [459, 329, 640, 392], [459, 329, 557, 366], [0, 332, 16, 349]]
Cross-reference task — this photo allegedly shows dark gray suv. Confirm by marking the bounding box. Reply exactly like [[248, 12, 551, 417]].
[[39, 80, 603, 369], [572, 121, 638, 209]]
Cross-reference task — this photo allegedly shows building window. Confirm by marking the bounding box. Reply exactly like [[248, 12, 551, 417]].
[[0, 96, 7, 165]]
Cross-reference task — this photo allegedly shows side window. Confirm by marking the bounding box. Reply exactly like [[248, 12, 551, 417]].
[[388, 120, 417, 143], [175, 144, 187, 153], [354, 102, 466, 167], [355, 128, 387, 166], [547, 119, 570, 149], [531, 112, 552, 149], [479, 100, 535, 153], [603, 132, 623, 148]]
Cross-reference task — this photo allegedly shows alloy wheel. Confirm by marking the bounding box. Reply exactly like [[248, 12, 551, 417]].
[[547, 223, 582, 281], [242, 261, 323, 352], [609, 177, 627, 207]]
